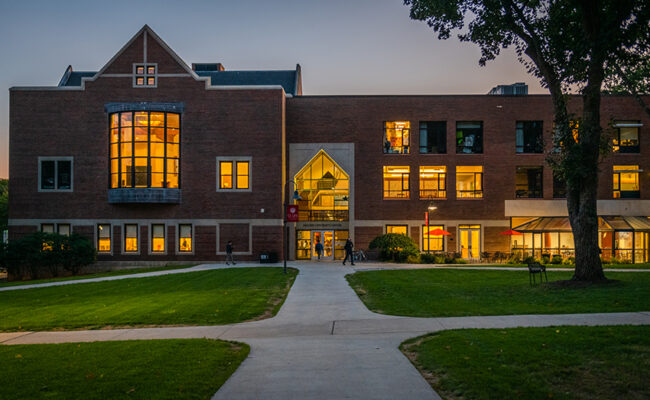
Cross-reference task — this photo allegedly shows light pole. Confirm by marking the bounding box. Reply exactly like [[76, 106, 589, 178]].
[[284, 180, 302, 274], [426, 202, 437, 254]]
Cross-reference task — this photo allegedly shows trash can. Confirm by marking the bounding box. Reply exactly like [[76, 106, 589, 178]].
[[259, 252, 270, 263]]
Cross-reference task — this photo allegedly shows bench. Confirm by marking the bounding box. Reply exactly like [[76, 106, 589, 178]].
[[527, 262, 547, 285]]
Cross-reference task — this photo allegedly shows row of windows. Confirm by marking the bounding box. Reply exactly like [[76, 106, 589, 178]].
[[382, 165, 641, 200], [96, 223, 192, 254], [384, 121, 642, 155], [38, 157, 251, 192]]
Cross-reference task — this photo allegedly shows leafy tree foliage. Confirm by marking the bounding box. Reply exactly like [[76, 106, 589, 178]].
[[369, 233, 420, 262], [1, 232, 96, 280], [405, 0, 649, 281]]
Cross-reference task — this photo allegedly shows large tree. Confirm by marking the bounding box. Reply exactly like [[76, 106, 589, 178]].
[[405, 0, 649, 281]]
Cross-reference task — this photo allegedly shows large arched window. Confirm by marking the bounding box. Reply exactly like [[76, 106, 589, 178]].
[[295, 150, 349, 221], [109, 111, 180, 188]]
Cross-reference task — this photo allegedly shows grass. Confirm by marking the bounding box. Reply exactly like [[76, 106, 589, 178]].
[[401, 325, 650, 400], [0, 267, 297, 331], [0, 339, 249, 399], [432, 263, 650, 269], [0, 264, 196, 287], [346, 269, 650, 317]]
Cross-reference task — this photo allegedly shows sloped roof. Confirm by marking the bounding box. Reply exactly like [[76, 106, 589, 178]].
[[60, 71, 96, 87], [195, 70, 299, 95]]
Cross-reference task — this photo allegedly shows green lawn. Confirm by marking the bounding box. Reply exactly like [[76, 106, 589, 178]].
[[0, 339, 248, 399], [0, 264, 196, 287], [401, 326, 650, 400], [0, 267, 297, 331], [346, 269, 650, 317]]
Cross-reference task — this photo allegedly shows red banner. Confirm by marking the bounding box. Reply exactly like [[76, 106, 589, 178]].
[[425, 212, 428, 226], [287, 205, 299, 222]]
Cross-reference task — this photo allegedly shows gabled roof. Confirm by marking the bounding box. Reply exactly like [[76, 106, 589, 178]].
[[53, 25, 302, 95]]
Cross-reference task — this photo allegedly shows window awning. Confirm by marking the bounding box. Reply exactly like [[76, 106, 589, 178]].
[[512, 216, 650, 232]]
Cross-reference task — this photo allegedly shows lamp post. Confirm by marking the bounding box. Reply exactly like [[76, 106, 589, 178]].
[[426, 202, 437, 254], [284, 180, 302, 274]]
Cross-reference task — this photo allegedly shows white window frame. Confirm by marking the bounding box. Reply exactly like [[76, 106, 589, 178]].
[[38, 157, 74, 192], [177, 223, 194, 254], [216, 156, 253, 192], [95, 223, 113, 255], [123, 223, 140, 255], [149, 223, 167, 255], [133, 63, 158, 88]]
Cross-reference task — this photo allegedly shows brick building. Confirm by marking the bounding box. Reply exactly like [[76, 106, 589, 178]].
[[9, 26, 650, 264]]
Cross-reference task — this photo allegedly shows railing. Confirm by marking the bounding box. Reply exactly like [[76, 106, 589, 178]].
[[456, 190, 482, 199], [419, 190, 446, 199], [383, 190, 410, 199], [297, 210, 349, 221], [515, 189, 543, 198]]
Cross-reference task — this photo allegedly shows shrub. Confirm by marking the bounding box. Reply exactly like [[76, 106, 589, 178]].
[[562, 256, 575, 265], [541, 255, 550, 264], [551, 255, 563, 264], [369, 233, 419, 263], [420, 253, 436, 264], [3, 232, 96, 280], [507, 252, 522, 264], [522, 256, 537, 265]]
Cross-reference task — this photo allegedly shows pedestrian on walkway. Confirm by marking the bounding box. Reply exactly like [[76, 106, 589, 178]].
[[342, 238, 355, 265], [225, 240, 236, 265], [315, 238, 323, 261]]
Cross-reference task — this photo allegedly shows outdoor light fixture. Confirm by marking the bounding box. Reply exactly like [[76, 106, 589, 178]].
[[284, 181, 302, 274]]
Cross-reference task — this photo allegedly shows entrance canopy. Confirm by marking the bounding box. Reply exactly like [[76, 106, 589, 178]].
[[512, 216, 650, 232]]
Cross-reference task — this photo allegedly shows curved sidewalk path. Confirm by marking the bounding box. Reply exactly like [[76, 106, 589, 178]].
[[1, 263, 650, 400]]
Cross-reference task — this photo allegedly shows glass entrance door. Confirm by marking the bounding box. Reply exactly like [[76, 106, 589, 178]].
[[312, 231, 334, 260], [459, 225, 481, 259]]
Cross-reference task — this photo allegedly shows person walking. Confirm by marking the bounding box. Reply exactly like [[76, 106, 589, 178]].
[[225, 240, 236, 265], [342, 238, 355, 265], [315, 238, 324, 261]]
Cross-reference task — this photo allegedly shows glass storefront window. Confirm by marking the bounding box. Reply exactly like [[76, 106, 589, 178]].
[[422, 225, 444, 252]]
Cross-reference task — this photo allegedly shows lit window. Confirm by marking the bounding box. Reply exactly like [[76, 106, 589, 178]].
[[41, 224, 54, 233], [613, 165, 640, 199], [39, 158, 73, 191], [217, 158, 252, 191], [456, 166, 483, 198], [419, 121, 446, 153], [97, 224, 111, 253], [179, 224, 192, 252], [151, 224, 166, 253], [515, 166, 543, 198], [419, 166, 446, 199], [110, 111, 180, 189], [456, 122, 483, 154], [384, 122, 410, 154], [124, 224, 138, 253], [133, 63, 157, 87], [294, 150, 349, 222], [57, 224, 71, 236], [383, 166, 410, 199], [516, 121, 543, 153], [386, 225, 408, 235], [613, 121, 641, 153], [422, 225, 444, 252]]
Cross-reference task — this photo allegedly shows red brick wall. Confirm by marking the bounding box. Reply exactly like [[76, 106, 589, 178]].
[[286, 95, 650, 221], [355, 226, 383, 251], [218, 223, 250, 253]]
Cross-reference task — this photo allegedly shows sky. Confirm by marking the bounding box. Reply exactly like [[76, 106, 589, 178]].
[[0, 0, 548, 179]]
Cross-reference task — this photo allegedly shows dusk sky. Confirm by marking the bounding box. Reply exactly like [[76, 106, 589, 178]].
[[0, 0, 548, 179]]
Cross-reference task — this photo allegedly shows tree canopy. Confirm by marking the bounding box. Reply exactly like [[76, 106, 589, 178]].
[[405, 0, 649, 281]]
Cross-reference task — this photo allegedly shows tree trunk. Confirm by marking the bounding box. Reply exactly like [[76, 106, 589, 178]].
[[567, 60, 606, 282]]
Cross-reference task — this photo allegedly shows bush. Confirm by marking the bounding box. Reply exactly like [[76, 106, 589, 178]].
[[562, 256, 575, 265], [3, 232, 96, 280], [507, 252, 522, 264], [419, 253, 436, 264], [541, 255, 550, 264], [522, 256, 537, 265], [551, 255, 563, 264], [369, 233, 419, 263]]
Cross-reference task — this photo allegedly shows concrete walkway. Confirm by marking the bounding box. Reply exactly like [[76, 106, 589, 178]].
[[1, 262, 650, 399]]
